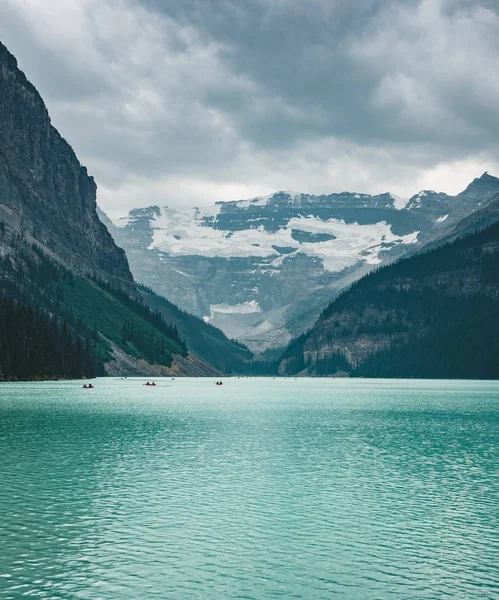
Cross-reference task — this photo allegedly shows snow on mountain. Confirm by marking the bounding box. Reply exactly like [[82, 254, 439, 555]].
[[407, 190, 432, 210], [146, 207, 419, 271], [390, 193, 409, 210], [210, 300, 261, 314], [102, 174, 499, 352]]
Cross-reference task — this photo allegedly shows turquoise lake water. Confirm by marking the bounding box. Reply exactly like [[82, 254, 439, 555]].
[[0, 378, 498, 599]]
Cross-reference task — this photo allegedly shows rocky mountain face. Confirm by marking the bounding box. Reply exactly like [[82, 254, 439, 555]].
[[423, 192, 499, 251], [0, 41, 136, 296], [0, 41, 224, 378], [278, 207, 499, 379], [103, 173, 499, 352]]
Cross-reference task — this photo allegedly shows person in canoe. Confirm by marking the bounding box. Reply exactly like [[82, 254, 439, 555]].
[[144, 381, 156, 386], [82, 384, 94, 389], [215, 381, 223, 386]]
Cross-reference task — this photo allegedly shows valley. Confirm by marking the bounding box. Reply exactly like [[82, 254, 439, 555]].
[[103, 174, 499, 352], [2, 38, 499, 381]]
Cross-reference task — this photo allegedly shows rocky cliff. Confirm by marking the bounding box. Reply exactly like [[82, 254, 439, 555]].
[[0, 41, 136, 295]]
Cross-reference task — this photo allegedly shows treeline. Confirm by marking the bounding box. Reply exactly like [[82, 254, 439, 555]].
[[0, 295, 98, 380], [121, 322, 173, 367]]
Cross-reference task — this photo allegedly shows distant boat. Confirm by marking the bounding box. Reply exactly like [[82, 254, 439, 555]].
[[82, 384, 94, 389], [144, 382, 156, 387]]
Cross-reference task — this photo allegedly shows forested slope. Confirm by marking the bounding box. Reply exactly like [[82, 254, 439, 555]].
[[279, 220, 499, 379], [0, 228, 199, 377], [139, 285, 279, 375], [0, 296, 98, 380]]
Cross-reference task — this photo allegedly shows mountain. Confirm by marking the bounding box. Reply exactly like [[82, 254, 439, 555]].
[[100, 207, 276, 374], [278, 207, 499, 379], [422, 192, 499, 251], [0, 41, 221, 379], [103, 173, 499, 352], [0, 43, 136, 297], [137, 285, 278, 375]]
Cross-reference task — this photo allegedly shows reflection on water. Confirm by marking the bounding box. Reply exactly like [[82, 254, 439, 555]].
[[0, 378, 498, 599]]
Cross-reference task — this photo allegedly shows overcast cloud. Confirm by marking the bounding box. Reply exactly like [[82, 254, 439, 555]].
[[1, 0, 499, 216]]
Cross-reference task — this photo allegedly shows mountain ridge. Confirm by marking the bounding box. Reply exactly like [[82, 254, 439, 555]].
[[103, 171, 499, 352]]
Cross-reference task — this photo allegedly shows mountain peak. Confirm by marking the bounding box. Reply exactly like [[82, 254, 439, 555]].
[[458, 171, 499, 201], [477, 171, 498, 182], [0, 40, 17, 68], [0, 36, 137, 294]]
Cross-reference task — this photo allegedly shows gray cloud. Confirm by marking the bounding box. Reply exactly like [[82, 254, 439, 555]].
[[1, 0, 498, 216]]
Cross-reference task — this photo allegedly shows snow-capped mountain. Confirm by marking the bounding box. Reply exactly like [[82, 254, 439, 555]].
[[100, 173, 499, 352]]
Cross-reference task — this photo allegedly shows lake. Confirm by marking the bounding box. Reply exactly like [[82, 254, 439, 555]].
[[0, 378, 498, 599]]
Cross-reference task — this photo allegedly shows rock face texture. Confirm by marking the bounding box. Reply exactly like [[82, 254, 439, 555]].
[[0, 41, 136, 295], [102, 173, 499, 352]]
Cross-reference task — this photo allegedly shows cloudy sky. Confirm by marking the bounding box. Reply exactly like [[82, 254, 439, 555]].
[[1, 0, 499, 217]]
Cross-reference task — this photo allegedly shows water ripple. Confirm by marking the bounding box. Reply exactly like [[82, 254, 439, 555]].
[[0, 378, 498, 599]]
